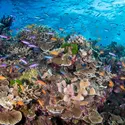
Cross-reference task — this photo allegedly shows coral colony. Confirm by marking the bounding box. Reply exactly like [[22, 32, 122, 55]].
[[0, 15, 125, 125]]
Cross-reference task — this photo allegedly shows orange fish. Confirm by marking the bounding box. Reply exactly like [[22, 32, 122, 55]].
[[16, 101, 24, 106], [37, 99, 44, 107], [120, 85, 125, 91], [37, 80, 46, 86], [122, 62, 125, 68], [49, 50, 59, 56], [0, 76, 6, 80], [9, 66, 13, 73], [51, 37, 57, 41], [42, 89, 46, 95], [99, 71, 105, 76], [108, 80, 114, 87]]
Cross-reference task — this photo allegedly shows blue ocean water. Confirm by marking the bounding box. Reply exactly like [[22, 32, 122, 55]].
[[0, 0, 124, 45]]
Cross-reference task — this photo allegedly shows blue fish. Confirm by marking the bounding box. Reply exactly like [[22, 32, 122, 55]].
[[44, 56, 53, 59], [18, 68, 25, 73], [60, 70, 66, 75], [81, 64, 87, 68]]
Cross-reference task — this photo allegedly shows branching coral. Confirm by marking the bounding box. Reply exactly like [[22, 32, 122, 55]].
[[0, 15, 13, 35]]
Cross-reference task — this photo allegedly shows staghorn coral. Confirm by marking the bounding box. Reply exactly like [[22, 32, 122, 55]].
[[18, 82, 43, 102]]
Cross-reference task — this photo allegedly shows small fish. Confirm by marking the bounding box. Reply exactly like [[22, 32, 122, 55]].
[[59, 28, 64, 31], [99, 71, 105, 76], [46, 32, 55, 35], [60, 70, 66, 75], [49, 51, 59, 56], [18, 68, 25, 73], [28, 44, 37, 48], [44, 56, 53, 59], [108, 80, 114, 87], [109, 52, 116, 56], [21, 40, 30, 45], [120, 85, 125, 91], [19, 59, 28, 64], [0, 64, 7, 67], [0, 76, 6, 80], [51, 37, 57, 41], [1, 55, 10, 59], [0, 35, 8, 39], [117, 62, 122, 65], [14, 65, 20, 69], [100, 51, 104, 54], [34, 16, 40, 19], [9, 66, 13, 73], [97, 37, 101, 41], [36, 80, 46, 86], [120, 77, 125, 80], [82, 63, 87, 68], [42, 89, 46, 95], [30, 36, 36, 39], [16, 101, 24, 106], [122, 62, 125, 67], [24, 29, 31, 32], [29, 64, 39, 68], [37, 99, 44, 107]]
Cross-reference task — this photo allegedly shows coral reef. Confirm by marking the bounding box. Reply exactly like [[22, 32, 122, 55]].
[[0, 23, 125, 125], [17, 25, 63, 52]]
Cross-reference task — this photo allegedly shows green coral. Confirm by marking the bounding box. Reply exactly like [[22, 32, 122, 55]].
[[10, 79, 22, 86], [19, 69, 38, 82], [61, 43, 78, 55]]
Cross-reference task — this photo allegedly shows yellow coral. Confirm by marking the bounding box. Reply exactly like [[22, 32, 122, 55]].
[[19, 69, 38, 82]]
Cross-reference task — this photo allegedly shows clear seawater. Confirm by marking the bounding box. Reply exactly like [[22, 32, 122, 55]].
[[0, 0, 124, 45]]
